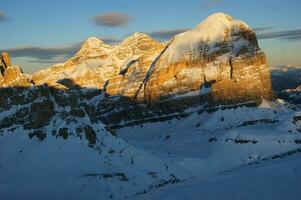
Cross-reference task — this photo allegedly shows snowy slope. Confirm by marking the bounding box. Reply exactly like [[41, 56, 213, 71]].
[[0, 122, 195, 200], [1, 97, 301, 199], [116, 99, 301, 199], [139, 150, 301, 200]]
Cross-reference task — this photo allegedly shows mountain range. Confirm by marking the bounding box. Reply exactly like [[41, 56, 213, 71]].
[[0, 13, 301, 200]]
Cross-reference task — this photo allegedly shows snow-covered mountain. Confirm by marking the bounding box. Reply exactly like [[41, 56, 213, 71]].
[[31, 13, 272, 104], [1, 13, 301, 200], [279, 85, 301, 104], [269, 66, 301, 104], [270, 65, 301, 91]]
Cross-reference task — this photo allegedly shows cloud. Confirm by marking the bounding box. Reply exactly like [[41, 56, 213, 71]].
[[146, 27, 301, 42], [5, 43, 81, 61], [257, 29, 301, 41], [0, 11, 9, 22], [253, 26, 274, 32], [28, 60, 61, 64], [4, 36, 121, 65], [201, 0, 223, 9], [5, 44, 80, 67], [91, 12, 130, 28], [100, 36, 121, 44], [146, 29, 188, 40], [282, 35, 301, 41]]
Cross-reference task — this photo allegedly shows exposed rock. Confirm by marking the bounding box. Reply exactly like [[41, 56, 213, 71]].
[[0, 52, 32, 87], [140, 13, 272, 103], [105, 33, 164, 98], [84, 126, 97, 145], [58, 128, 69, 140], [0, 52, 11, 69], [28, 129, 47, 141], [0, 52, 9, 83], [3, 66, 32, 87], [0, 83, 101, 144], [24, 100, 55, 130]]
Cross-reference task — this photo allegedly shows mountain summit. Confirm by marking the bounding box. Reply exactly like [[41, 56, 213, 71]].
[[75, 36, 112, 57]]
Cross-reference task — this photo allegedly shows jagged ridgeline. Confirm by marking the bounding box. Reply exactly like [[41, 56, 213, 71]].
[[1, 13, 273, 131]]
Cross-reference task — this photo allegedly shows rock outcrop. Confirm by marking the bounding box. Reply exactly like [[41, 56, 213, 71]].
[[0, 52, 31, 87], [0, 52, 11, 69], [0, 52, 10, 78]]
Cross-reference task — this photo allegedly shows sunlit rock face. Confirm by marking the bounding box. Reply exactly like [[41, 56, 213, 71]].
[[31, 13, 272, 106], [32, 34, 164, 91], [139, 13, 273, 104], [0, 52, 11, 68], [104, 33, 164, 98], [0, 52, 31, 87], [32, 37, 115, 89]]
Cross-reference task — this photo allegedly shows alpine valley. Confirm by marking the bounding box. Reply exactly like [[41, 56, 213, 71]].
[[1, 13, 301, 200]]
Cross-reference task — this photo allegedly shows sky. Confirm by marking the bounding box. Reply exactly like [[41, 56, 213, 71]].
[[0, 0, 301, 73]]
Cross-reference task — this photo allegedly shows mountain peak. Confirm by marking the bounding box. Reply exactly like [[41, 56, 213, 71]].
[[121, 32, 155, 43], [86, 36, 101, 41], [75, 36, 112, 57], [204, 12, 233, 22], [195, 12, 233, 30], [187, 12, 250, 42], [118, 32, 162, 52], [132, 32, 151, 38], [82, 37, 107, 48]]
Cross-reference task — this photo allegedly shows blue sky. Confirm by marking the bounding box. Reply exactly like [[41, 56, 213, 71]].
[[1, 0, 301, 73]]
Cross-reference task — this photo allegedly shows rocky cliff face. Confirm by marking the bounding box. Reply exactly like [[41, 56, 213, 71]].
[[0, 52, 31, 87], [133, 13, 272, 104]]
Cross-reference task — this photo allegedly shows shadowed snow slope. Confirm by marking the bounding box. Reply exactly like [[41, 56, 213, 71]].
[[139, 152, 301, 200], [1, 98, 301, 200]]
